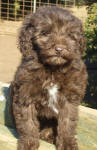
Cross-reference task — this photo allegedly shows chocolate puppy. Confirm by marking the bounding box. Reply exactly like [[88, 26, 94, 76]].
[[9, 6, 88, 150]]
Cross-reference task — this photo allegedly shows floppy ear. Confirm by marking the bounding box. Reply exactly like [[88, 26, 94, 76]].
[[80, 36, 86, 56], [79, 27, 86, 56], [18, 14, 37, 59], [72, 24, 86, 56]]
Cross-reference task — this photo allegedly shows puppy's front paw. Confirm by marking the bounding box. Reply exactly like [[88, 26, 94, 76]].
[[65, 138, 79, 150], [65, 145, 79, 150], [18, 136, 39, 150]]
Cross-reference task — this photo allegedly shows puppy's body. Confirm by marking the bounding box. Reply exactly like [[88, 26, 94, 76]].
[[9, 6, 88, 150]]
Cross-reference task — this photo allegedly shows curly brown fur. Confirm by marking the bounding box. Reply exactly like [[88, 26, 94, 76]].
[[9, 6, 88, 150]]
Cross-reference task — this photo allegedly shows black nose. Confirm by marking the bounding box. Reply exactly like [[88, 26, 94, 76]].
[[55, 46, 64, 52]]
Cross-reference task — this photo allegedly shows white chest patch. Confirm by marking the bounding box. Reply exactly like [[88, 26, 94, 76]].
[[48, 84, 59, 114]]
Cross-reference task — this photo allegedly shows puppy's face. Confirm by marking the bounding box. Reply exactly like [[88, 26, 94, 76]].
[[30, 7, 85, 66], [34, 28, 78, 66]]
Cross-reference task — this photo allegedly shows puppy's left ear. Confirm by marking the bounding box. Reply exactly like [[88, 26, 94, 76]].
[[79, 27, 86, 56]]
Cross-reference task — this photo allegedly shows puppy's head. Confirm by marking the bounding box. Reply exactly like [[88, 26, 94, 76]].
[[19, 6, 86, 66]]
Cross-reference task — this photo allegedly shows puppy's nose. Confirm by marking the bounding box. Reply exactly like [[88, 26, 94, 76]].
[[55, 46, 64, 52]]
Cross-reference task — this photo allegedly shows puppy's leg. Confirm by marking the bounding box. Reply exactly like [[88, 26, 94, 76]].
[[56, 101, 79, 150], [40, 127, 54, 144], [39, 117, 57, 144], [13, 103, 39, 150]]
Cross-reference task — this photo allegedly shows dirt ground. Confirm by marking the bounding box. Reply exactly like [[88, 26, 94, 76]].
[[0, 21, 22, 83], [0, 6, 87, 83]]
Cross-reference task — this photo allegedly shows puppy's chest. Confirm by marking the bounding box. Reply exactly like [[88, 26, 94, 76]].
[[48, 83, 59, 114], [42, 82, 60, 114]]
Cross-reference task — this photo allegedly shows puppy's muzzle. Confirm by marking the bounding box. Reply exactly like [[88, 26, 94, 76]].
[[55, 45, 64, 52]]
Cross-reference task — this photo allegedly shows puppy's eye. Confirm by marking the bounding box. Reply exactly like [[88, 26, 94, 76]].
[[41, 31, 49, 36], [72, 34, 78, 40], [69, 32, 79, 41]]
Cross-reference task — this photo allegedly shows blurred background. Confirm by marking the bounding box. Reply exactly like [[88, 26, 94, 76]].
[[0, 0, 97, 109]]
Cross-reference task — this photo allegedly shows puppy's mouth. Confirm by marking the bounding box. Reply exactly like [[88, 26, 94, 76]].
[[46, 54, 70, 61], [39, 50, 73, 66], [43, 55, 70, 65]]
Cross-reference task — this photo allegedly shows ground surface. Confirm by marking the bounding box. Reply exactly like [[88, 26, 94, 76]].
[[0, 21, 21, 83]]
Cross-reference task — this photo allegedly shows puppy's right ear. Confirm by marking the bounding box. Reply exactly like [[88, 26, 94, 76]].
[[18, 14, 37, 59]]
